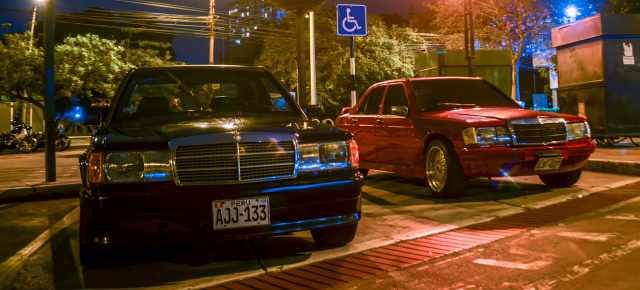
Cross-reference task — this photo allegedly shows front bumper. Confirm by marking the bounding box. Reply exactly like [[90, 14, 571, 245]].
[[455, 140, 596, 177], [80, 171, 363, 247]]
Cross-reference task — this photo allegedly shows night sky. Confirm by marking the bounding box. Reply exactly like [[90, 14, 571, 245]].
[[1, 0, 427, 64]]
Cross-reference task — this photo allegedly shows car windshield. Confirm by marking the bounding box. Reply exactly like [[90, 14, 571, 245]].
[[411, 79, 520, 112], [111, 67, 301, 123]]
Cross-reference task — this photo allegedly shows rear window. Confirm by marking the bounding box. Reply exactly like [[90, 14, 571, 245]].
[[411, 79, 519, 112]]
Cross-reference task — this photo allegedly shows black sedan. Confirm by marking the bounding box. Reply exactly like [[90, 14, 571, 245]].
[[78, 65, 363, 268]]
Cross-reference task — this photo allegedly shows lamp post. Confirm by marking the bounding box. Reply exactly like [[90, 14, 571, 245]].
[[29, 0, 44, 51]]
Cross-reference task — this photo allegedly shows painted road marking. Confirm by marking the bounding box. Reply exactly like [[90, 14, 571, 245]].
[[556, 232, 619, 242], [605, 214, 640, 221], [0, 206, 80, 289], [473, 259, 550, 270], [527, 239, 640, 289]]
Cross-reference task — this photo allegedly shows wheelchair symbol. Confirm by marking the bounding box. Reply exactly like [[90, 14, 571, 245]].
[[342, 8, 362, 32]]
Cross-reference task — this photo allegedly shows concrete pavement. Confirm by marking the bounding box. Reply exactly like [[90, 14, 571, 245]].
[[0, 137, 638, 204]]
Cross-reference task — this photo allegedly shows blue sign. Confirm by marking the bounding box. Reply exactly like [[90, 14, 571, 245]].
[[336, 4, 367, 37]]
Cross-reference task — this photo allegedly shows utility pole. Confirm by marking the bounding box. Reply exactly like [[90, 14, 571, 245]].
[[309, 12, 317, 105], [464, 0, 475, 77], [209, 0, 215, 64]]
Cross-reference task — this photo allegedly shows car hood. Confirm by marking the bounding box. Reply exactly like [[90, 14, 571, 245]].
[[94, 116, 352, 151], [440, 107, 580, 124]]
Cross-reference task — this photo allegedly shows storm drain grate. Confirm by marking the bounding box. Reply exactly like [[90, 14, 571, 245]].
[[208, 182, 640, 290]]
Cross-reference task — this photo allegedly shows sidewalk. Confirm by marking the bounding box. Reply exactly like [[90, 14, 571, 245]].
[[0, 137, 638, 204]]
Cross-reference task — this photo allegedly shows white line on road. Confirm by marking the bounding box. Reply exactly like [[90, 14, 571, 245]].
[[473, 259, 550, 270], [605, 214, 640, 221], [556, 232, 620, 242], [0, 206, 80, 289], [527, 239, 640, 289]]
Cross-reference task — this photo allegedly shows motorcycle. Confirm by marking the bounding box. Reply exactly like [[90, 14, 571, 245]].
[[20, 126, 71, 153], [0, 120, 39, 154]]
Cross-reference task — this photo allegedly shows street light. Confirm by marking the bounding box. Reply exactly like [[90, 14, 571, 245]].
[[29, 0, 45, 51], [564, 5, 579, 22]]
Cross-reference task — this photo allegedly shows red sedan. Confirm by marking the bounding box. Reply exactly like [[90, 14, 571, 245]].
[[336, 77, 595, 198]]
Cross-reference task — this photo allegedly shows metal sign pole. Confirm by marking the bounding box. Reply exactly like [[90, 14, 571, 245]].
[[350, 37, 356, 106], [44, 0, 56, 182]]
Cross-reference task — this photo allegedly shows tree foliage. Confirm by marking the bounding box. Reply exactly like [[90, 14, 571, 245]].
[[255, 7, 421, 118], [0, 33, 43, 105], [473, 0, 551, 100], [0, 32, 179, 111], [602, 0, 640, 13]]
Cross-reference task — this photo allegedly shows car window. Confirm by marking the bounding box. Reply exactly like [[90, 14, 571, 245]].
[[112, 68, 300, 123], [412, 79, 520, 112], [381, 84, 408, 115], [357, 86, 386, 115]]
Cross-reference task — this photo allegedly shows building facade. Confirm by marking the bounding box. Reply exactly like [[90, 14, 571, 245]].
[[227, 0, 286, 46]]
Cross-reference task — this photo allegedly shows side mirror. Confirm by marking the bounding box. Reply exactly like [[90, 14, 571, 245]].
[[391, 106, 409, 117], [340, 107, 353, 115], [84, 106, 109, 125], [300, 104, 321, 120]]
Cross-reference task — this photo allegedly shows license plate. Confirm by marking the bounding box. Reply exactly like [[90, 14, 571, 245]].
[[534, 157, 563, 171], [212, 197, 270, 230]]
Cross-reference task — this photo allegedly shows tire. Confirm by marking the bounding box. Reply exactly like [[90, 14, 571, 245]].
[[424, 139, 467, 198], [55, 134, 71, 151], [16, 137, 39, 153], [80, 244, 121, 270], [79, 203, 120, 269], [539, 169, 582, 189], [358, 168, 369, 178], [311, 223, 358, 247]]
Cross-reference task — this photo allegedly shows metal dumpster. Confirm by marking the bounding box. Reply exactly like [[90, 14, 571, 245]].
[[552, 13, 640, 142]]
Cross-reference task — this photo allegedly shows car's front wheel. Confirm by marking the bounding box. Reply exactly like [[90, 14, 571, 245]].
[[539, 169, 582, 188], [311, 223, 358, 246], [425, 139, 467, 198]]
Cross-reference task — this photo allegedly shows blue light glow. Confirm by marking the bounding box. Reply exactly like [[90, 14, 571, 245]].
[[144, 173, 169, 181]]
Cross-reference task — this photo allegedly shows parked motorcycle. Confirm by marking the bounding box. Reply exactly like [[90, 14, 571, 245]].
[[0, 120, 39, 154], [19, 127, 71, 153]]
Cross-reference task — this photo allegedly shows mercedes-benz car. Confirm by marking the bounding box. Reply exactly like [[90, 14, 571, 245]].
[[335, 77, 595, 198], [78, 65, 363, 268]]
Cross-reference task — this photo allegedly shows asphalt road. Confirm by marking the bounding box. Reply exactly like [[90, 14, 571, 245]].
[[335, 189, 640, 290], [1, 157, 640, 289]]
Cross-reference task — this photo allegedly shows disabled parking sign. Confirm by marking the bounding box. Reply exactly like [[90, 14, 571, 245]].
[[336, 4, 367, 37]]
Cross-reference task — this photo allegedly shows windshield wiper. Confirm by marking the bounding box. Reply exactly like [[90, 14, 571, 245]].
[[166, 71, 194, 97]]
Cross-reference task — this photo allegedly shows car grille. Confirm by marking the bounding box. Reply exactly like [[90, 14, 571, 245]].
[[174, 141, 296, 185], [511, 122, 567, 145]]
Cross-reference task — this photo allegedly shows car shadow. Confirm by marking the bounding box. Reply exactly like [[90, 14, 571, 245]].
[[362, 171, 553, 205]]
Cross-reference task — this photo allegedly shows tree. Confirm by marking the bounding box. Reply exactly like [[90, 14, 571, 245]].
[[602, 0, 640, 13], [473, 0, 551, 101], [0, 32, 43, 107], [55, 34, 131, 100], [0, 32, 179, 111], [255, 7, 422, 118]]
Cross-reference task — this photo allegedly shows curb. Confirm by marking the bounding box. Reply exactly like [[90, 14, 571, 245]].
[[583, 159, 640, 176], [0, 183, 81, 204]]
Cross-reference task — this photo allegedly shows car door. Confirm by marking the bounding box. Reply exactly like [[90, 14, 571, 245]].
[[375, 83, 423, 168], [344, 85, 386, 165]]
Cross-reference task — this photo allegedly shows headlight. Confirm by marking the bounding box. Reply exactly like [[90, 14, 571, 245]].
[[299, 141, 352, 172], [566, 122, 590, 141], [88, 151, 172, 183], [462, 126, 511, 146]]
